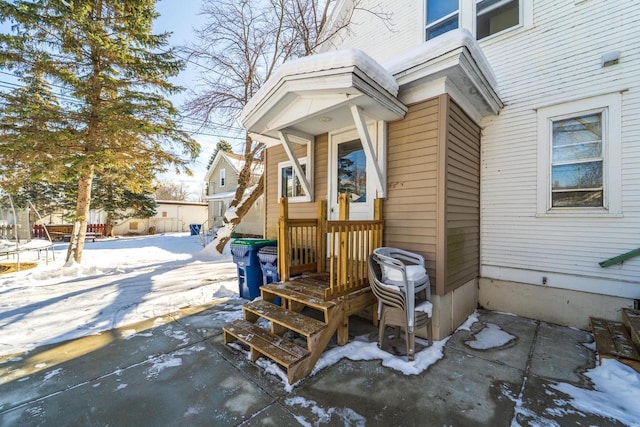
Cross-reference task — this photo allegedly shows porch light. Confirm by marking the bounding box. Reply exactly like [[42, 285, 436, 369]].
[[319, 116, 333, 122]]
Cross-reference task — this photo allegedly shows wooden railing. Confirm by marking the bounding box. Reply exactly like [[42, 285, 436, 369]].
[[278, 198, 327, 281], [278, 195, 383, 300], [325, 218, 384, 299]]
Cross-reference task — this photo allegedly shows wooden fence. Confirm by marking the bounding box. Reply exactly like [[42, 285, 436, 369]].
[[33, 224, 107, 239]]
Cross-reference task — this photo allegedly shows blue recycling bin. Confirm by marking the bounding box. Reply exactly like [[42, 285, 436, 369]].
[[189, 224, 202, 235], [230, 238, 277, 300], [257, 245, 279, 285]]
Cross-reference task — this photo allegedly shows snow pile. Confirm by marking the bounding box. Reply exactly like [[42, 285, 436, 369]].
[[551, 358, 640, 425], [242, 48, 399, 123], [383, 28, 498, 89]]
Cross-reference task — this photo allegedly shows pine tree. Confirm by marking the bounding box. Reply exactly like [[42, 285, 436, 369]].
[[207, 139, 234, 170], [0, 0, 199, 264]]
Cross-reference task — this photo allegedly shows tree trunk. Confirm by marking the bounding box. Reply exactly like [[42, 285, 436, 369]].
[[65, 166, 95, 264], [213, 174, 264, 253], [104, 212, 116, 237]]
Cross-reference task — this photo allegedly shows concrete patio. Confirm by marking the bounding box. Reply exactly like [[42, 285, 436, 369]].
[[0, 301, 629, 426]]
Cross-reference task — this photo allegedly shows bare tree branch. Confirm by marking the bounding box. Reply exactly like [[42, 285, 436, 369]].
[[184, 0, 391, 252]]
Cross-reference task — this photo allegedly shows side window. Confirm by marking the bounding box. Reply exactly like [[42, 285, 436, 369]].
[[550, 113, 603, 208], [537, 93, 621, 216], [278, 159, 309, 202], [220, 168, 226, 187], [476, 0, 520, 39], [425, 0, 523, 41], [426, 0, 459, 41]]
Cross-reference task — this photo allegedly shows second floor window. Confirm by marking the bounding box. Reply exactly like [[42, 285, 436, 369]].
[[426, 0, 459, 40], [426, 0, 521, 41], [220, 168, 226, 187]]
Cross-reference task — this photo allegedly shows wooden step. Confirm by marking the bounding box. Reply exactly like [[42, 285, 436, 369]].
[[261, 282, 336, 315], [622, 308, 640, 353], [243, 300, 326, 345], [590, 317, 640, 373], [223, 319, 309, 371]]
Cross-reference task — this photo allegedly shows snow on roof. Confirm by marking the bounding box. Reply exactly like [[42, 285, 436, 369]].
[[205, 151, 263, 183], [383, 29, 498, 89], [224, 152, 264, 176], [205, 190, 236, 201], [222, 152, 246, 174], [241, 49, 399, 123]]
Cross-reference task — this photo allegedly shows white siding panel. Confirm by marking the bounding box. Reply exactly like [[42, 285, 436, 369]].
[[321, 1, 423, 63], [480, 0, 640, 296]]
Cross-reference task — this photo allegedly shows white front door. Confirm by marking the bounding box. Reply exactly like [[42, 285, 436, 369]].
[[328, 125, 378, 220]]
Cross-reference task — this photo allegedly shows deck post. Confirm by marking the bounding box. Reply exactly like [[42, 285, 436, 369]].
[[338, 194, 349, 290], [374, 198, 384, 248], [374, 198, 383, 221], [278, 197, 291, 282], [317, 200, 327, 273], [338, 193, 350, 221]]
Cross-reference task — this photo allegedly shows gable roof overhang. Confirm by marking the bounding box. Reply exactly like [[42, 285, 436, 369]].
[[240, 49, 408, 144], [386, 29, 503, 123]]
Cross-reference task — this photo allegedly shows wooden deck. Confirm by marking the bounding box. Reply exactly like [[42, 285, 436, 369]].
[[591, 308, 640, 373]]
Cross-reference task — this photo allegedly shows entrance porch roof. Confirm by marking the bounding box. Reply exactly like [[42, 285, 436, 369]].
[[240, 49, 407, 141], [241, 29, 502, 143]]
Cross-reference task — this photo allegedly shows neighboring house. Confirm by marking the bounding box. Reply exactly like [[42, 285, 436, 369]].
[[111, 200, 208, 235], [204, 150, 264, 237], [240, 0, 639, 339]]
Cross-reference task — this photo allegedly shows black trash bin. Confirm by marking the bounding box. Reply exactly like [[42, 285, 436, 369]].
[[230, 238, 277, 300], [257, 245, 279, 285]]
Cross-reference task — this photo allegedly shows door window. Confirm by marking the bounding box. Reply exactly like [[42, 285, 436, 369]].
[[337, 139, 367, 204]]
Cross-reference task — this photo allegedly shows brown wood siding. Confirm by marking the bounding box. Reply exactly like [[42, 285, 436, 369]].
[[264, 134, 328, 239], [385, 97, 441, 286], [445, 98, 481, 293]]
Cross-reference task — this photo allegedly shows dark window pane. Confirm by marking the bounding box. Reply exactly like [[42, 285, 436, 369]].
[[338, 139, 366, 203], [281, 166, 293, 197], [282, 164, 306, 198], [426, 0, 458, 24], [426, 14, 458, 40], [477, 0, 519, 39], [552, 161, 603, 190], [552, 190, 603, 208]]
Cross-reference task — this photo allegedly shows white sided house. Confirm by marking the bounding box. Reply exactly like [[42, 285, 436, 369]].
[[204, 151, 264, 237], [241, 0, 639, 338], [112, 200, 208, 235]]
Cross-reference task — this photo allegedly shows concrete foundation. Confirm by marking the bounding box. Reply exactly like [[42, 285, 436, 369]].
[[479, 277, 635, 329], [418, 278, 478, 340]]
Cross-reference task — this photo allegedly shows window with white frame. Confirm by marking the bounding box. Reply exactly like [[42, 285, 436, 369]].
[[278, 159, 309, 202], [550, 113, 603, 208], [537, 93, 622, 215], [425, 0, 522, 41], [425, 0, 459, 40], [219, 168, 226, 187]]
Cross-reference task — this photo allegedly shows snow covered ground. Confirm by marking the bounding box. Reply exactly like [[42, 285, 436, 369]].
[[0, 233, 238, 357], [1, 233, 639, 425]]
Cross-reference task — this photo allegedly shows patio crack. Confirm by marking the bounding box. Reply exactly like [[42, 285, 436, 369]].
[[508, 319, 540, 425]]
